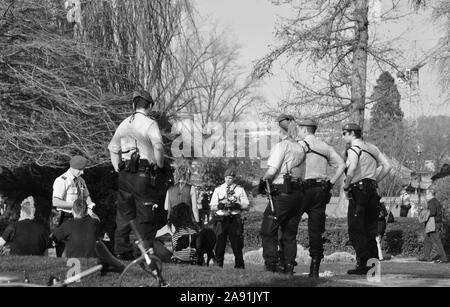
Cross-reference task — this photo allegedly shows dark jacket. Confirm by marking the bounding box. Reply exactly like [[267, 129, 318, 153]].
[[1, 219, 50, 256], [428, 198, 443, 224], [53, 216, 100, 258]]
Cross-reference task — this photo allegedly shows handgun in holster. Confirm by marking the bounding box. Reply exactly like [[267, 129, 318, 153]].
[[146, 164, 158, 187], [282, 173, 293, 194], [127, 151, 140, 173]]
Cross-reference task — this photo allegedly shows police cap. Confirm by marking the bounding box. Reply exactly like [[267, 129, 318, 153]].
[[224, 168, 237, 178], [298, 118, 318, 128], [276, 114, 295, 123], [132, 90, 154, 105], [342, 123, 362, 131], [70, 155, 88, 170]]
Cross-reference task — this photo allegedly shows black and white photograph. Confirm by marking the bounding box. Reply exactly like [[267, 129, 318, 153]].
[[0, 0, 450, 292]]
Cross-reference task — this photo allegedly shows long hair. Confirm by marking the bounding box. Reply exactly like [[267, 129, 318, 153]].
[[169, 203, 198, 232], [174, 160, 192, 184], [280, 120, 299, 141]]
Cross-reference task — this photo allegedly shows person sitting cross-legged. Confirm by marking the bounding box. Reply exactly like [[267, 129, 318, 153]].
[[52, 199, 101, 258], [0, 196, 50, 256]]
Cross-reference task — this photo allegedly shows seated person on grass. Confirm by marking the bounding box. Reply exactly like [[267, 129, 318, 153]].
[[52, 199, 101, 258], [0, 196, 50, 256], [169, 203, 199, 264]]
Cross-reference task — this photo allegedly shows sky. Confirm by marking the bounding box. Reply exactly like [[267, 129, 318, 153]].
[[194, 0, 449, 119]]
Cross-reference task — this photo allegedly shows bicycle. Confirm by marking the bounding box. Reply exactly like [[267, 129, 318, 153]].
[[0, 220, 168, 287]]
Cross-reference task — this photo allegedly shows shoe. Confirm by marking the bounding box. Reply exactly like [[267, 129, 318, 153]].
[[418, 258, 432, 262], [347, 266, 370, 275], [434, 259, 449, 264], [284, 264, 295, 276], [234, 264, 245, 269], [265, 263, 278, 272], [115, 252, 135, 261], [309, 258, 321, 278]]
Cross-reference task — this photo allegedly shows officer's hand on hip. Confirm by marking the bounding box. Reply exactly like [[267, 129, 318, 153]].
[[88, 208, 101, 222]]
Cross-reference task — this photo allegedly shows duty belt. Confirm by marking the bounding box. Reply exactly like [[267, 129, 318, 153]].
[[350, 178, 377, 191], [304, 179, 328, 188], [122, 159, 155, 172], [273, 181, 303, 192]]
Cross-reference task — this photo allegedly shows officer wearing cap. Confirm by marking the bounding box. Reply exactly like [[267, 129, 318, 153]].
[[108, 90, 166, 260], [342, 123, 391, 275], [296, 118, 346, 278], [260, 114, 306, 275], [210, 168, 249, 269], [52, 155, 96, 257]]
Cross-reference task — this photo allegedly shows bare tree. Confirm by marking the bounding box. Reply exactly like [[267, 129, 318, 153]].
[[0, 0, 206, 168], [185, 35, 263, 124], [253, 0, 433, 128]]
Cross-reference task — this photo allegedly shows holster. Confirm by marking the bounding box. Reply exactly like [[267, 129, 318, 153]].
[[126, 151, 140, 173]]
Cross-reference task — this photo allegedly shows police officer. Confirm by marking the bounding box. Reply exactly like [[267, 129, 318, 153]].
[[52, 155, 97, 257], [342, 123, 391, 275], [297, 119, 346, 278], [210, 168, 249, 269], [108, 90, 166, 260], [260, 114, 306, 275]]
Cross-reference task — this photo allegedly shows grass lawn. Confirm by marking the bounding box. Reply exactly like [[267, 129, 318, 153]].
[[2, 256, 450, 287], [0, 256, 358, 287]]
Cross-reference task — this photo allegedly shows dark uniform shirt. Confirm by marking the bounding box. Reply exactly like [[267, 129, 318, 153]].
[[53, 216, 100, 258], [1, 219, 49, 256]]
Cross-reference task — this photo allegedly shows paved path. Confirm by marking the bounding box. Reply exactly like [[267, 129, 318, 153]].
[[294, 260, 450, 287]]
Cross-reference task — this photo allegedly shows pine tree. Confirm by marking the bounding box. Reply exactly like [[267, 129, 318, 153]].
[[369, 71, 405, 159]]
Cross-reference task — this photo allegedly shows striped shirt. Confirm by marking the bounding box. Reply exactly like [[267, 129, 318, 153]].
[[171, 227, 198, 262]]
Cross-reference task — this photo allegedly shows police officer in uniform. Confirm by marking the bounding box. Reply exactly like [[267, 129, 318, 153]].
[[210, 169, 249, 269], [297, 119, 346, 278], [342, 123, 391, 275], [52, 155, 97, 257], [260, 114, 306, 275], [108, 90, 166, 260]]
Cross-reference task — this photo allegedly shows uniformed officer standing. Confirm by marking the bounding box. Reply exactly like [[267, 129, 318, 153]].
[[108, 90, 166, 260], [342, 123, 391, 275], [297, 119, 346, 278], [52, 155, 97, 257], [210, 169, 249, 269], [260, 114, 306, 275]]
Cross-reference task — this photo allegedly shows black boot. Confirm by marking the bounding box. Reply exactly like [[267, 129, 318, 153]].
[[347, 257, 369, 275], [265, 263, 277, 272], [284, 264, 295, 276], [309, 258, 321, 278]]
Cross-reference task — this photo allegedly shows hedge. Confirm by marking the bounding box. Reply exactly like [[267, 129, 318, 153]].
[[242, 213, 450, 258]]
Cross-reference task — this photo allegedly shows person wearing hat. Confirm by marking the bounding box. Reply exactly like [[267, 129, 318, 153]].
[[52, 155, 96, 257], [260, 114, 306, 275], [108, 90, 166, 261], [296, 118, 346, 278], [342, 123, 391, 275], [210, 168, 249, 268]]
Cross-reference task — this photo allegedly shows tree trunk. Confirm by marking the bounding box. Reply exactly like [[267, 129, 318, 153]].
[[350, 0, 369, 131]]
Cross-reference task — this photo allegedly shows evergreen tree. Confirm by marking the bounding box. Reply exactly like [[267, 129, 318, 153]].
[[369, 71, 406, 158]]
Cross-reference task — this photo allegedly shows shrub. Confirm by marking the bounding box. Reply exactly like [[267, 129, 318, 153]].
[[242, 213, 450, 258]]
